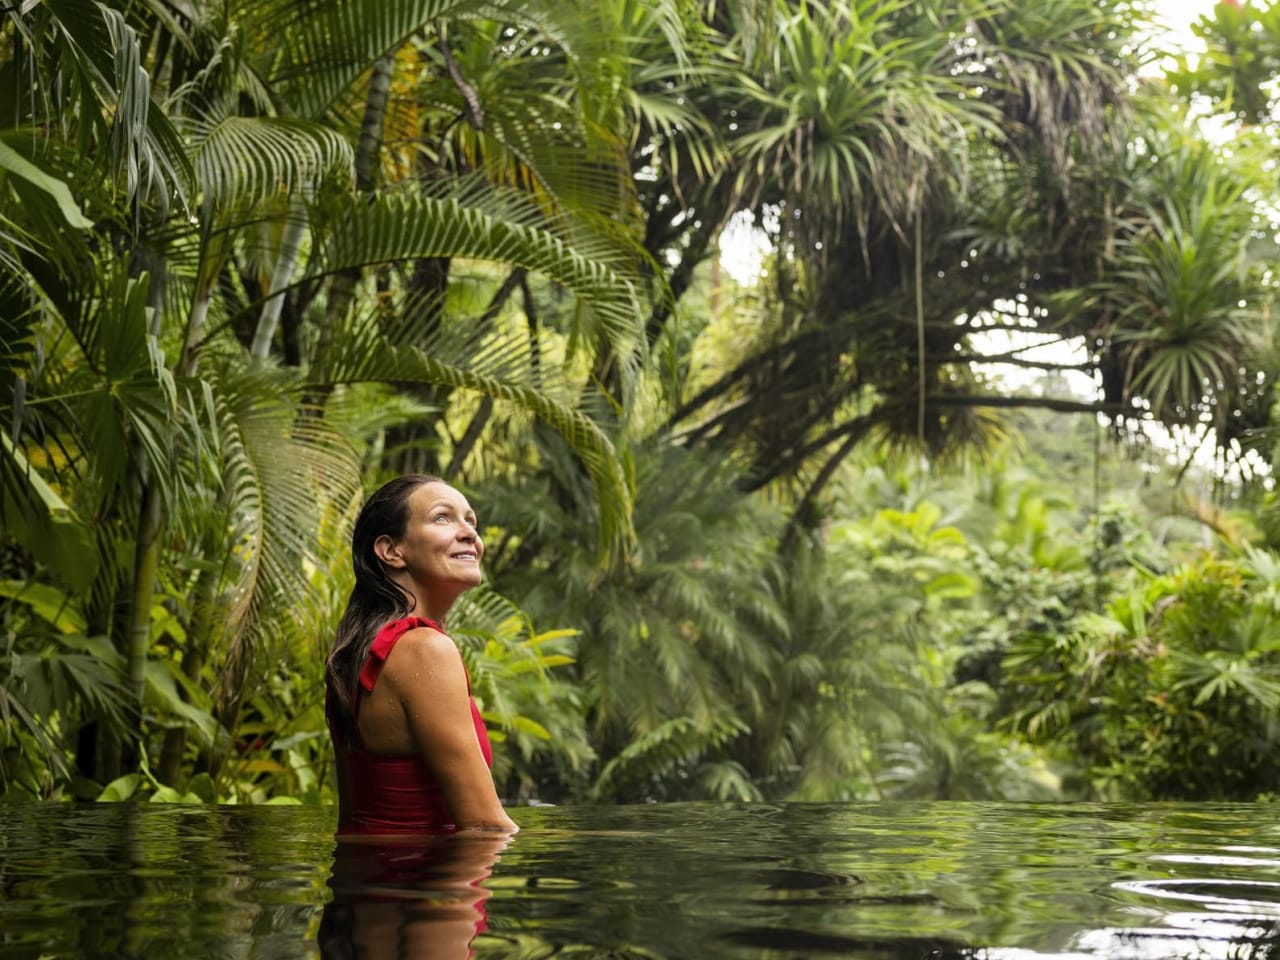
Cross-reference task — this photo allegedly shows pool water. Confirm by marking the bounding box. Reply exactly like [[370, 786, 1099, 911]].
[[2, 802, 1279, 959]]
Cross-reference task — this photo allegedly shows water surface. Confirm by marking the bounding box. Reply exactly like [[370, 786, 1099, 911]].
[[2, 802, 1278, 958]]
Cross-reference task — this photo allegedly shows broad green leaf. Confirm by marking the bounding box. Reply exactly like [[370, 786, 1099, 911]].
[[508, 715, 552, 740], [923, 572, 979, 600], [185, 773, 217, 804], [149, 785, 194, 803], [144, 660, 220, 746], [98, 774, 143, 801], [0, 581, 87, 635], [0, 141, 93, 229]]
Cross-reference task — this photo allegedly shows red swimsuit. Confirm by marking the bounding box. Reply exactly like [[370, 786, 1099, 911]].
[[328, 616, 493, 834]]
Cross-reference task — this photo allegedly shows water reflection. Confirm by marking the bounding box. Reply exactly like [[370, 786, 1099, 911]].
[[319, 832, 509, 960], [6, 802, 1280, 959]]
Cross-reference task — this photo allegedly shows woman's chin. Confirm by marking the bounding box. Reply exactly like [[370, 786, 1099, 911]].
[[455, 567, 484, 588]]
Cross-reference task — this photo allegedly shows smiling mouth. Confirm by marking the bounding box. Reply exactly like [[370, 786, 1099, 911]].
[[450, 552, 479, 561]]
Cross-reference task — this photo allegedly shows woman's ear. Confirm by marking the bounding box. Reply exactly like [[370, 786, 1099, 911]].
[[373, 534, 404, 568]]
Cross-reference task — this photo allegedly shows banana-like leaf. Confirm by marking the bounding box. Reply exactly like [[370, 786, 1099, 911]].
[[0, 580, 88, 635], [0, 435, 98, 592], [144, 659, 221, 746], [97, 774, 144, 800]]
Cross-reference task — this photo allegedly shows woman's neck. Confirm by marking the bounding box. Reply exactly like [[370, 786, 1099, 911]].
[[392, 576, 460, 626]]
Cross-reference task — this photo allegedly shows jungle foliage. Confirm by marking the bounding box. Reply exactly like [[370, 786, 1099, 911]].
[[3, 0, 1280, 807]]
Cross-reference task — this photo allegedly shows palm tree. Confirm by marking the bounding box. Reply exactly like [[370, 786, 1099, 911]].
[[484, 436, 788, 801], [0, 0, 648, 795]]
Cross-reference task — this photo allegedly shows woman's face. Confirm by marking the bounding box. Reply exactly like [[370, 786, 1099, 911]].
[[380, 481, 484, 589]]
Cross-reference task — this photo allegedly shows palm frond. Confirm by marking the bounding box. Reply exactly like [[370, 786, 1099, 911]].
[[0, 620, 130, 793], [589, 714, 748, 801], [210, 364, 365, 626], [245, 0, 504, 118], [311, 191, 642, 357], [329, 316, 634, 560], [188, 116, 354, 214], [971, 0, 1138, 172], [1099, 135, 1263, 429], [441, 95, 646, 257], [35, 0, 192, 203], [731, 0, 995, 240]]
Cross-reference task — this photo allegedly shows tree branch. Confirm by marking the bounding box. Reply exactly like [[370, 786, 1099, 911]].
[[925, 393, 1123, 415], [741, 407, 893, 493], [444, 395, 493, 481], [665, 327, 839, 430], [780, 420, 877, 548], [744, 392, 1126, 493], [944, 353, 1095, 372], [437, 22, 484, 130]]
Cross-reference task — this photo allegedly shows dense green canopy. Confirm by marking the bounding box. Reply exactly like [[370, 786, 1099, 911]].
[[3, 0, 1279, 804]]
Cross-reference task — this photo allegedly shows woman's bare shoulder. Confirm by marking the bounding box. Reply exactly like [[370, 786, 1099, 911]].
[[381, 625, 465, 687]]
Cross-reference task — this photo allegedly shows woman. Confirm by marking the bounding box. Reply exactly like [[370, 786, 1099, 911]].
[[325, 474, 518, 834]]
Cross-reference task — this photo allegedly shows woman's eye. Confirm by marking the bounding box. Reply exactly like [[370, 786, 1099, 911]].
[[434, 514, 450, 523]]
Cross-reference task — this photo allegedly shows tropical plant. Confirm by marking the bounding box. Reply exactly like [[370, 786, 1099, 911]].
[[483, 435, 788, 802], [0, 0, 646, 800], [1003, 549, 1280, 800], [449, 587, 595, 802], [658, 0, 1146, 508], [6, 0, 1280, 811]]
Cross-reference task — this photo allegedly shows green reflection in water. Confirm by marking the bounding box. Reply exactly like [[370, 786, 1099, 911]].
[[2, 802, 1279, 959]]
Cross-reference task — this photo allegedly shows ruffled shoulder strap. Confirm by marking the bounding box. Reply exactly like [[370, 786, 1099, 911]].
[[358, 616, 443, 693]]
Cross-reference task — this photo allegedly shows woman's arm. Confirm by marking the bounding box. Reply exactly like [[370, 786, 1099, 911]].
[[384, 628, 518, 833]]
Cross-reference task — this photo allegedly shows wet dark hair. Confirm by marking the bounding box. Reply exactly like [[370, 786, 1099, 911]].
[[324, 474, 443, 743]]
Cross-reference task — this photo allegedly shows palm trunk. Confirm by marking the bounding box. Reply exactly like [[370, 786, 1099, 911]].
[[124, 479, 163, 754], [914, 209, 926, 472], [312, 49, 397, 385], [104, 268, 172, 782], [251, 197, 308, 360], [155, 565, 216, 785], [444, 395, 493, 481], [181, 287, 211, 377], [100, 461, 165, 780]]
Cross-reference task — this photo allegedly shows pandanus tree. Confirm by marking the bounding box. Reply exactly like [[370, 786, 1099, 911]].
[[514, 0, 1279, 799], [1163, 0, 1280, 537], [641, 0, 1277, 528], [652, 0, 1134, 491]]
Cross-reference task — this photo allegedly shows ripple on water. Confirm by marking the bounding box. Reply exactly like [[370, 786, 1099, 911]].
[[1115, 877, 1280, 915]]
